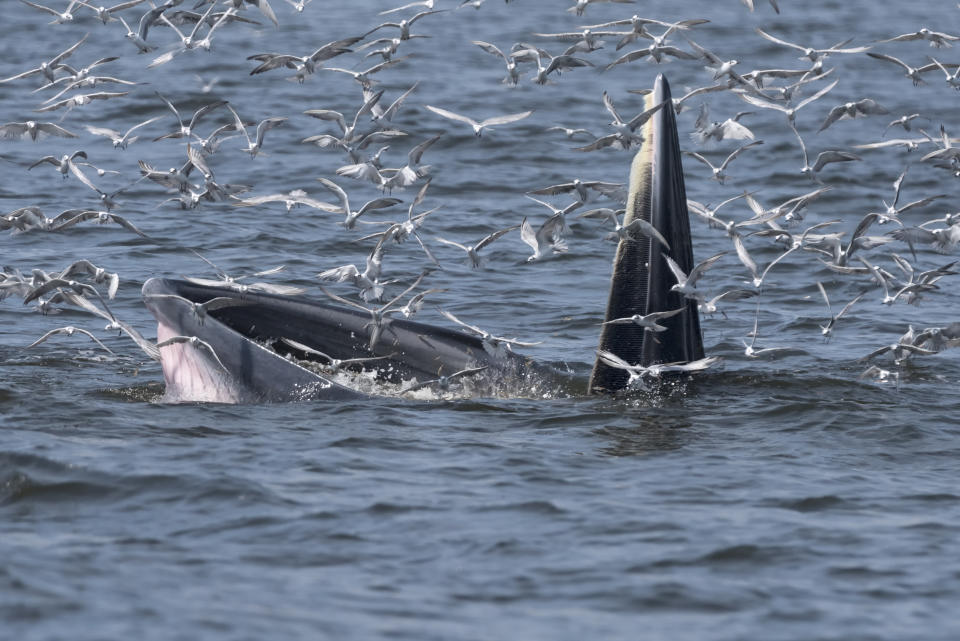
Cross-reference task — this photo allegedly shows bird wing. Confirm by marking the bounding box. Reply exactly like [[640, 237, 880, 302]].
[[623, 218, 670, 250], [812, 150, 861, 172], [867, 52, 910, 72], [795, 78, 839, 111], [817, 105, 847, 133], [754, 28, 804, 52], [519, 217, 538, 252], [479, 110, 534, 129], [733, 234, 760, 282], [424, 104, 478, 129], [688, 251, 727, 285], [472, 40, 506, 60], [474, 224, 520, 251], [315, 177, 349, 210], [663, 255, 690, 286]]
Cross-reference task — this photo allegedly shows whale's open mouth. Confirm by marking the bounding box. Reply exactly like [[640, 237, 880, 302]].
[[142, 277, 562, 403]]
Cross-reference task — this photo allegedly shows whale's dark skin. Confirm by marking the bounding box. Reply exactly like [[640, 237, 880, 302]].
[[142, 74, 704, 402], [589, 74, 705, 394]]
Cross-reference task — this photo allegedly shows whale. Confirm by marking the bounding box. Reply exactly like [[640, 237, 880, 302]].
[[141, 74, 705, 403]]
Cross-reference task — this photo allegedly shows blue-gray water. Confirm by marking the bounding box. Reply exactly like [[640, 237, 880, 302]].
[[3, 1, 960, 639]]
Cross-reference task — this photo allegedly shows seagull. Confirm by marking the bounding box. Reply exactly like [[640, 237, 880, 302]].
[[697, 288, 758, 316], [883, 113, 923, 136], [755, 29, 869, 62], [879, 28, 960, 49], [690, 103, 755, 144], [818, 98, 888, 132], [279, 338, 392, 372], [304, 89, 384, 147], [684, 140, 763, 184], [384, 287, 446, 319], [27, 325, 115, 354], [317, 238, 388, 302], [225, 106, 287, 157], [148, 5, 235, 67], [565, 0, 635, 17], [434, 225, 519, 268], [859, 365, 899, 387], [816, 282, 864, 339], [601, 92, 667, 137], [369, 9, 443, 41], [34, 90, 129, 116], [688, 193, 792, 238], [860, 327, 937, 365], [596, 349, 720, 388], [0, 33, 87, 85], [381, 134, 442, 190], [732, 233, 799, 288], [247, 36, 361, 79], [18, 0, 89, 24], [156, 335, 230, 372], [738, 78, 838, 127], [528, 178, 624, 204], [232, 189, 340, 213], [790, 123, 861, 183], [866, 52, 939, 86], [0, 121, 76, 141], [584, 16, 709, 51], [742, 305, 790, 358], [28, 150, 88, 179], [927, 56, 960, 90], [49, 209, 153, 240], [686, 38, 744, 82], [547, 125, 594, 139], [143, 294, 253, 326], [319, 274, 424, 350], [58, 259, 120, 299], [868, 166, 946, 225], [182, 256, 303, 297], [741, 0, 780, 14], [379, 0, 435, 13], [153, 94, 227, 141], [195, 0, 277, 27], [315, 177, 401, 230], [889, 225, 960, 255], [39, 72, 137, 105], [743, 186, 830, 226], [367, 82, 419, 126], [604, 39, 696, 69], [83, 0, 150, 24], [439, 309, 541, 359], [324, 56, 409, 88], [578, 208, 670, 249], [22, 277, 115, 322], [424, 105, 533, 137], [399, 365, 490, 395], [602, 307, 685, 332], [664, 252, 726, 302], [472, 40, 522, 86], [520, 214, 567, 262]]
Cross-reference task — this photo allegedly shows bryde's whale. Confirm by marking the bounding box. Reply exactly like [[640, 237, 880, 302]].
[[142, 75, 706, 403]]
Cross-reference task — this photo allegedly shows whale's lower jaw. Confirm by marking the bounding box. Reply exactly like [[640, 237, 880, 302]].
[[589, 74, 705, 394], [156, 320, 245, 404]]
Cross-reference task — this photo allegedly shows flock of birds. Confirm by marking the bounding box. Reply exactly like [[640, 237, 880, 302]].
[[1, 0, 959, 397]]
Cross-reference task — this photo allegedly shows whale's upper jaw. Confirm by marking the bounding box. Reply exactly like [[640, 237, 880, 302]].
[[589, 74, 705, 394]]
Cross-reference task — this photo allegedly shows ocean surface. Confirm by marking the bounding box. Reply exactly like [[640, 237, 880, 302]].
[[2, 0, 960, 639]]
